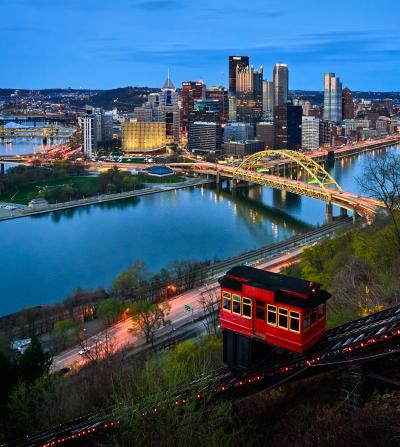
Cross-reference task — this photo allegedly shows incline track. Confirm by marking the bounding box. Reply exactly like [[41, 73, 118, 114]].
[[7, 304, 400, 447]]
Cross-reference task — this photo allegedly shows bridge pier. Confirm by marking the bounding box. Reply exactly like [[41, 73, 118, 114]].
[[340, 208, 348, 218], [326, 202, 333, 223], [0, 163, 4, 175], [353, 209, 358, 224]]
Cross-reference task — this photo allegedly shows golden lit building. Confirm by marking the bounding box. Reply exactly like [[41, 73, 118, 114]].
[[122, 120, 166, 153]]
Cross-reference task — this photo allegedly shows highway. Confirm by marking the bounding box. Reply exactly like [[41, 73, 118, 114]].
[[52, 246, 304, 371]]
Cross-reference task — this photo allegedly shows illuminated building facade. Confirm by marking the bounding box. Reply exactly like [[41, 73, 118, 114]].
[[236, 65, 263, 123], [188, 122, 222, 153], [181, 81, 206, 133], [229, 56, 249, 95], [161, 77, 180, 146], [122, 120, 166, 153], [206, 86, 229, 124], [302, 116, 320, 151], [273, 64, 288, 106], [263, 80, 274, 116]]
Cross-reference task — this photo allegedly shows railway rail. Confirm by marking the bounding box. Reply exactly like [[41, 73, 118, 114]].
[[7, 303, 400, 447]]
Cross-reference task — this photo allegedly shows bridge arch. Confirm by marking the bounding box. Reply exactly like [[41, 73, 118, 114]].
[[235, 149, 343, 201]]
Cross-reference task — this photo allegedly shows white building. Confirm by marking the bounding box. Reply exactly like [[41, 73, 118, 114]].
[[302, 116, 320, 151], [83, 113, 97, 158]]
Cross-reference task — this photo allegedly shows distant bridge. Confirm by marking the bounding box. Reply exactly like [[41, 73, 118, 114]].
[[171, 149, 382, 222], [0, 126, 74, 139]]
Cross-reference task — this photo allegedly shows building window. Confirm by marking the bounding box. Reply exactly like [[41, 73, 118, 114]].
[[256, 300, 265, 320], [318, 304, 325, 319], [303, 312, 310, 331], [222, 292, 231, 311], [232, 295, 241, 314], [278, 308, 288, 329], [242, 298, 252, 318], [267, 305, 277, 325], [289, 311, 300, 333]]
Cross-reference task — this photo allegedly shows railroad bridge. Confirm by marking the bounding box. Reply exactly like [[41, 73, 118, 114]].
[[171, 149, 382, 222]]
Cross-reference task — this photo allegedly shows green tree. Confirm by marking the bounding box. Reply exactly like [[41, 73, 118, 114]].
[[111, 261, 150, 300], [129, 301, 171, 345], [53, 319, 82, 349], [17, 336, 52, 383], [97, 299, 127, 326], [106, 183, 117, 194]]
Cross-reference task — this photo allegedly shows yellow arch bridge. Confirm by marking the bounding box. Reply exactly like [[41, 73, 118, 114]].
[[171, 149, 382, 222]]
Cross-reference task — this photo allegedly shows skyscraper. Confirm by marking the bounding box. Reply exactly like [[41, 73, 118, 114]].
[[262, 80, 274, 116], [82, 108, 97, 158], [206, 86, 229, 124], [323, 73, 342, 124], [342, 87, 355, 120], [236, 65, 263, 123], [228, 56, 249, 95], [273, 104, 302, 150], [160, 76, 180, 146], [302, 116, 320, 151], [273, 64, 289, 106], [181, 81, 206, 133]]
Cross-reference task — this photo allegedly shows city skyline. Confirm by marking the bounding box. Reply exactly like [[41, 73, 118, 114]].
[[1, 0, 400, 91]]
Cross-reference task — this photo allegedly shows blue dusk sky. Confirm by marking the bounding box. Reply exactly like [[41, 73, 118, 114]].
[[1, 0, 400, 91]]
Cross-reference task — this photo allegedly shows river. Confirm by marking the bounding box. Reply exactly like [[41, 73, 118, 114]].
[[0, 144, 397, 316]]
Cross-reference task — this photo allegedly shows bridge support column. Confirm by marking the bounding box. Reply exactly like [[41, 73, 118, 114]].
[[353, 209, 358, 224], [326, 202, 333, 223], [0, 163, 4, 175], [340, 208, 348, 218]]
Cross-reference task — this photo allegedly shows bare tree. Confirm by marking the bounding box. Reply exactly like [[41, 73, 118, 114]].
[[79, 329, 116, 363], [357, 152, 400, 249], [129, 301, 171, 348], [330, 257, 385, 315], [198, 284, 220, 335]]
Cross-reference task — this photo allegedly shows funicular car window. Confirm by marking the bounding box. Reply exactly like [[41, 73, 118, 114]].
[[289, 311, 300, 332], [267, 305, 277, 325], [310, 308, 317, 325], [303, 312, 310, 331], [318, 304, 324, 319], [256, 300, 265, 320], [232, 295, 241, 314], [242, 298, 252, 318], [222, 292, 231, 311], [278, 308, 288, 329]]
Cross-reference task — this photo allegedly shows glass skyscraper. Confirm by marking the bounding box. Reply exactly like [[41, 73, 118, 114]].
[[235, 65, 263, 123], [323, 73, 342, 124], [273, 64, 288, 106]]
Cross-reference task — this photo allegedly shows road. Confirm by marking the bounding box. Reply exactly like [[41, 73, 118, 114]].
[[52, 247, 303, 371]]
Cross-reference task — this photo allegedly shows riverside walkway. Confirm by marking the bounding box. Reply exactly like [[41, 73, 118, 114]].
[[0, 178, 213, 221]]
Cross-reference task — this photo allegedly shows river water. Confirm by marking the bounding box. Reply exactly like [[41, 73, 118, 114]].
[[0, 142, 397, 316]]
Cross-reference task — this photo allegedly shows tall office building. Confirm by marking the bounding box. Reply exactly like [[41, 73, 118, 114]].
[[206, 86, 229, 124], [256, 122, 274, 149], [302, 116, 320, 151], [82, 109, 97, 158], [181, 81, 206, 133], [262, 80, 274, 116], [188, 122, 222, 153], [273, 64, 289, 106], [228, 56, 249, 95], [189, 99, 221, 124], [274, 104, 302, 150], [323, 73, 342, 123], [236, 65, 263, 123], [342, 87, 355, 120], [160, 76, 180, 146], [224, 122, 255, 142]]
